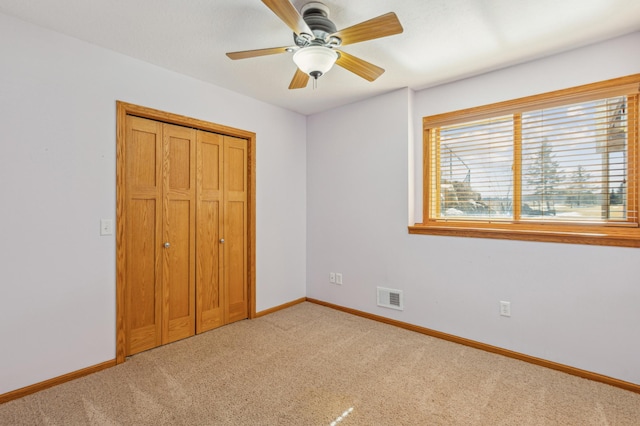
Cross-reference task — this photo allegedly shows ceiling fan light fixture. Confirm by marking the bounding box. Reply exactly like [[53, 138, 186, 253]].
[[293, 46, 338, 79]]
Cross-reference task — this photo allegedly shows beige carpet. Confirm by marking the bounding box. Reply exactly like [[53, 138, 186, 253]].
[[1, 302, 639, 425]]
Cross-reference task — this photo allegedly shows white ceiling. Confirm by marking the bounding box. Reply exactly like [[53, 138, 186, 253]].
[[2, 0, 640, 115]]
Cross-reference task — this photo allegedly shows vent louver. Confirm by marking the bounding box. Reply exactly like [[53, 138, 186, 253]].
[[377, 287, 404, 311]]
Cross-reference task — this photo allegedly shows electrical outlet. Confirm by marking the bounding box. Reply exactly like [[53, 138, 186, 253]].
[[329, 273, 336, 283], [499, 301, 511, 317], [336, 273, 343, 285]]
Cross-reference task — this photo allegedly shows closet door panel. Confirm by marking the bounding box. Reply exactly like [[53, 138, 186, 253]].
[[196, 200, 222, 331], [165, 200, 192, 336], [224, 137, 248, 323], [196, 131, 224, 332], [127, 198, 162, 354], [127, 127, 158, 188], [125, 116, 163, 355], [163, 125, 196, 344], [128, 200, 158, 330], [226, 201, 246, 322]]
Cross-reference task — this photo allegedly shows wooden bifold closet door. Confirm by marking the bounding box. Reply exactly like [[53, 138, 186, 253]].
[[124, 115, 248, 357], [196, 131, 249, 333]]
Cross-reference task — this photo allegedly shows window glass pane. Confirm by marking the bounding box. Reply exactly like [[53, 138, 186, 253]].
[[521, 96, 628, 222], [436, 116, 513, 219]]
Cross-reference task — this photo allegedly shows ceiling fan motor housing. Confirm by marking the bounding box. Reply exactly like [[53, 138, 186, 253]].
[[294, 2, 338, 47]]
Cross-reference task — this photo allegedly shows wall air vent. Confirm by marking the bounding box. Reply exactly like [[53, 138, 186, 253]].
[[377, 287, 404, 311]]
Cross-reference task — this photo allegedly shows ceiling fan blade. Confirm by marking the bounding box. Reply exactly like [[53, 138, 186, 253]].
[[226, 46, 290, 60], [336, 50, 385, 82], [289, 68, 310, 89], [331, 12, 403, 46], [261, 0, 313, 36]]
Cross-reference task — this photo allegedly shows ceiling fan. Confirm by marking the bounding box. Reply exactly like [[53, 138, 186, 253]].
[[226, 0, 403, 89]]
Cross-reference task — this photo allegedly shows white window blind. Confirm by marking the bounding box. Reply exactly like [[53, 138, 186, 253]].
[[521, 96, 632, 222], [432, 116, 513, 219], [429, 94, 636, 224]]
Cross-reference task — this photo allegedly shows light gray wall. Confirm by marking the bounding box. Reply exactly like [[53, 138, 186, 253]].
[[0, 13, 307, 394], [2, 7, 639, 396], [307, 32, 640, 385]]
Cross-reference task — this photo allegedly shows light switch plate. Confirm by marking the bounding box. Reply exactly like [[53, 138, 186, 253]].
[[100, 219, 114, 236]]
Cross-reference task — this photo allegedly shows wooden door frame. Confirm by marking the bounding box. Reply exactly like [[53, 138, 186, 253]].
[[115, 101, 257, 364]]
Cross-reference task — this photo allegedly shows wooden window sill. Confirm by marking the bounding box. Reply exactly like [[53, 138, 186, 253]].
[[408, 223, 640, 248]]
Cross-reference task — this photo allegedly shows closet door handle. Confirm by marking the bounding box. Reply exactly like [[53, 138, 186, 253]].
[[163, 242, 170, 248], [220, 239, 225, 244]]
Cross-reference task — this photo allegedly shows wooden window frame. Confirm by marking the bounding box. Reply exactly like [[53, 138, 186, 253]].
[[409, 74, 640, 247]]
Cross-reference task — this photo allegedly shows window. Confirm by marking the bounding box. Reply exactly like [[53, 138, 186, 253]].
[[409, 74, 640, 247]]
